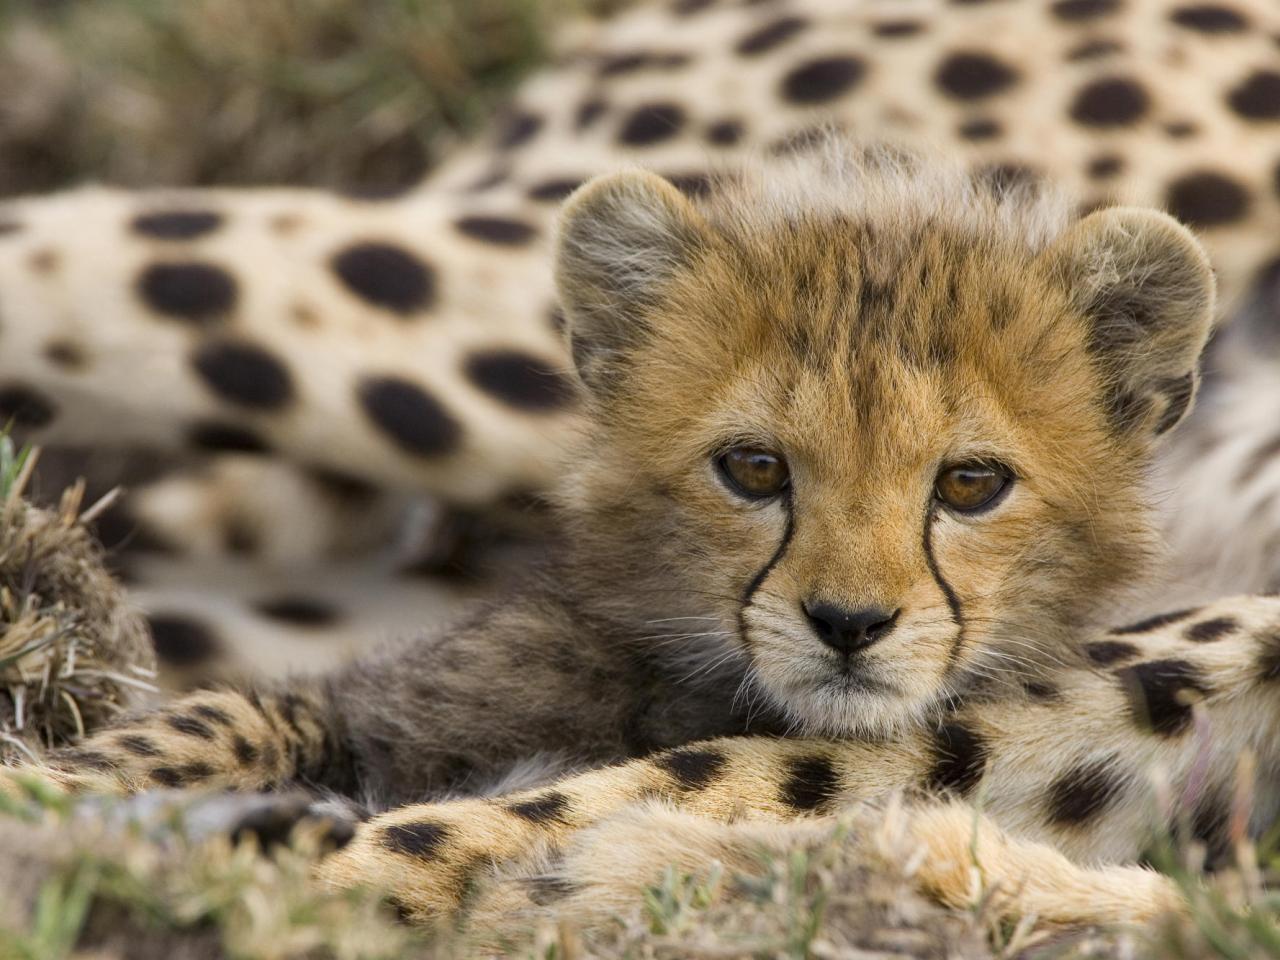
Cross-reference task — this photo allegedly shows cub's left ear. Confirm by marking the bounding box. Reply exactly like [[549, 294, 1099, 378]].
[[1048, 206, 1216, 439]]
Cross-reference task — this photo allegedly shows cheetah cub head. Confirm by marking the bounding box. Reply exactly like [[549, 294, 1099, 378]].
[[554, 146, 1214, 737]]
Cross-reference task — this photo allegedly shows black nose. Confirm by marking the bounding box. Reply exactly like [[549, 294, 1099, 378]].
[[804, 602, 899, 656]]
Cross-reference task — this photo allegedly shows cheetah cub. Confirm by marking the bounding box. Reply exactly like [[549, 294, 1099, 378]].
[[13, 143, 1280, 932]]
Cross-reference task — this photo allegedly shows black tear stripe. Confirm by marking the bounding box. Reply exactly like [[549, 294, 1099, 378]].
[[737, 490, 796, 641], [923, 503, 965, 665]]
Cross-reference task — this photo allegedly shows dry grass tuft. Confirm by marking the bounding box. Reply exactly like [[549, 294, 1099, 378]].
[[0, 439, 156, 764]]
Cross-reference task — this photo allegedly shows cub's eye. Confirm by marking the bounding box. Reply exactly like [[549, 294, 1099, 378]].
[[935, 463, 1011, 513], [717, 447, 790, 500]]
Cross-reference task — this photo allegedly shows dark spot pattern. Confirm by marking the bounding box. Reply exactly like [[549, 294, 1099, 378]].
[[1088, 154, 1125, 178], [357, 375, 462, 457], [1046, 755, 1126, 825], [1085, 640, 1140, 665], [151, 763, 214, 787], [618, 103, 686, 145], [132, 211, 223, 240], [780, 754, 841, 811], [657, 748, 728, 790], [1164, 120, 1198, 138], [1116, 658, 1212, 736], [671, 0, 713, 15], [332, 242, 435, 315], [575, 99, 607, 129], [1227, 70, 1280, 121], [1110, 608, 1198, 634], [1255, 633, 1280, 683], [454, 216, 538, 246], [255, 596, 341, 627], [736, 16, 807, 55], [233, 735, 259, 766], [935, 52, 1018, 100], [43, 340, 86, 370], [0, 385, 56, 428], [959, 118, 1002, 141], [1165, 171, 1250, 227], [464, 350, 576, 412], [1170, 4, 1249, 31], [148, 614, 222, 667], [167, 714, 216, 740], [927, 722, 988, 796], [137, 262, 237, 324], [192, 340, 294, 410], [1051, 0, 1121, 20], [528, 178, 583, 203], [117, 735, 161, 758], [1070, 77, 1150, 127], [496, 111, 543, 150], [1024, 680, 1061, 701], [507, 791, 571, 824], [781, 56, 866, 104], [189, 421, 270, 454], [192, 705, 233, 726], [873, 20, 923, 38], [1186, 617, 1238, 642]]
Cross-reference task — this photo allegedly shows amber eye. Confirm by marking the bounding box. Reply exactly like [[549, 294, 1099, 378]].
[[717, 447, 790, 500], [935, 463, 1011, 513]]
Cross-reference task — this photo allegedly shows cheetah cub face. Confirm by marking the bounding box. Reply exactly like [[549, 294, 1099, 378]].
[[555, 148, 1214, 737]]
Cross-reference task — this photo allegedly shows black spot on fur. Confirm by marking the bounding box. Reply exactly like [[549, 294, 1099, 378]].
[[1186, 617, 1238, 643], [232, 735, 259, 766], [1085, 640, 1140, 665], [58, 749, 114, 771], [575, 99, 607, 129], [192, 340, 294, 410], [706, 119, 744, 145], [671, 0, 713, 15], [780, 56, 866, 104], [44, 340, 86, 370], [1110, 608, 1199, 635], [188, 421, 270, 454], [528, 178, 583, 202], [137, 262, 237, 323], [1164, 120, 1199, 138], [1227, 70, 1280, 120], [958, 118, 1002, 141], [526, 874, 579, 905], [356, 376, 462, 457], [382, 821, 450, 859], [331, 242, 435, 315], [454, 216, 538, 246], [0, 384, 56, 428], [132, 211, 223, 240], [118, 735, 161, 758], [976, 162, 1039, 193], [736, 16, 807, 55], [1051, 0, 1121, 20], [150, 763, 214, 788], [192, 704, 233, 726], [1116, 658, 1212, 736], [1070, 76, 1150, 126], [1046, 756, 1125, 825], [657, 748, 728, 790], [495, 111, 543, 150], [507, 791, 571, 825], [927, 722, 988, 796], [873, 20, 924, 38], [781, 754, 841, 811], [1088, 154, 1125, 178], [1166, 171, 1250, 227], [665, 171, 715, 198], [934, 52, 1018, 100], [148, 614, 222, 667], [1024, 680, 1061, 701], [255, 596, 341, 627], [167, 714, 216, 740], [1170, 4, 1248, 31], [618, 103, 686, 145], [464, 350, 576, 412]]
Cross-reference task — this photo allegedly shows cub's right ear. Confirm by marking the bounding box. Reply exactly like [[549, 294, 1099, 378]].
[[555, 171, 711, 391]]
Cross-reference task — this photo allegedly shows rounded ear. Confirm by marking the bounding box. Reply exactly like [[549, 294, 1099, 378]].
[[1047, 207, 1215, 438], [554, 171, 711, 391]]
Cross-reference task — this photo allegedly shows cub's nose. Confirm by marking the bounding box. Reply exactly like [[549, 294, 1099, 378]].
[[803, 602, 899, 656]]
